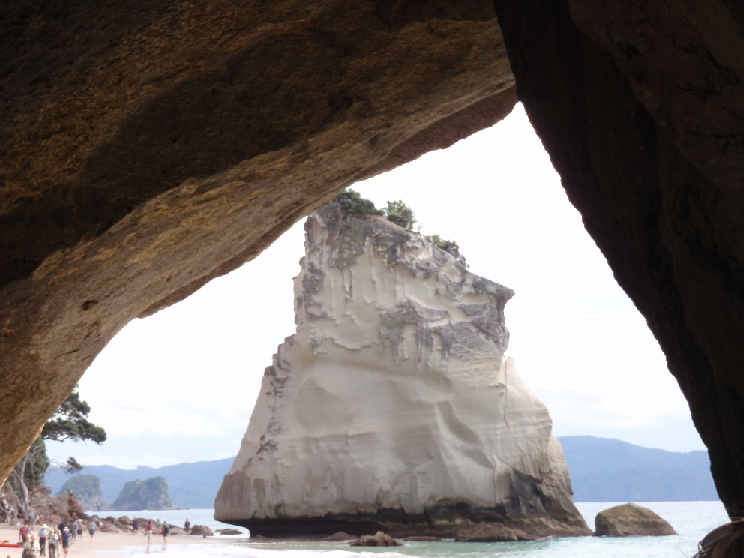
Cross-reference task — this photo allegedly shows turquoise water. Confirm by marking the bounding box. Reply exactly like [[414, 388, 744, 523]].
[[99, 501, 728, 558]]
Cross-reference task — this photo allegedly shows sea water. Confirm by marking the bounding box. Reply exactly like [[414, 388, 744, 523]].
[[101, 501, 728, 558]]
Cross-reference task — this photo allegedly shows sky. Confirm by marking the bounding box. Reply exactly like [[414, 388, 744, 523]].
[[46, 103, 705, 470]]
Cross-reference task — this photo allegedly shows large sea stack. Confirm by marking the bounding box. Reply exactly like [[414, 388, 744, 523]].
[[215, 201, 590, 539]]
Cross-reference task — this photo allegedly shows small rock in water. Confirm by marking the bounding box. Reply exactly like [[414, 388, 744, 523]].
[[321, 532, 352, 541], [594, 503, 677, 537], [350, 532, 401, 547], [404, 536, 441, 541]]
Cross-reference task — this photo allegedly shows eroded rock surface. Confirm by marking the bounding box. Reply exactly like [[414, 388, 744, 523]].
[[214, 202, 589, 539], [492, 0, 744, 516], [0, 0, 515, 485], [3, 0, 744, 523], [594, 503, 677, 537]]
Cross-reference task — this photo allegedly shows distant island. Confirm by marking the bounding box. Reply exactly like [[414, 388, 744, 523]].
[[46, 458, 233, 509], [45, 437, 719, 508], [112, 476, 177, 511]]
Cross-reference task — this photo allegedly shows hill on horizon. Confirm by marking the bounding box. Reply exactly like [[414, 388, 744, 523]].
[[46, 457, 234, 509], [45, 437, 719, 507], [558, 435, 718, 501]]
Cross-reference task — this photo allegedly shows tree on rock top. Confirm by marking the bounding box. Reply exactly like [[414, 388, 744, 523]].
[[382, 200, 415, 230]]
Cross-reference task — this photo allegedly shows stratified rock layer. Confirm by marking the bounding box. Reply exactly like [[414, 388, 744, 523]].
[[594, 503, 677, 537], [215, 203, 589, 539]]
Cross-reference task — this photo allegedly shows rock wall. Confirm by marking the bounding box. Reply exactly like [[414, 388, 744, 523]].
[[3, 0, 744, 518], [492, 0, 744, 516], [0, 0, 515, 485], [215, 203, 589, 538]]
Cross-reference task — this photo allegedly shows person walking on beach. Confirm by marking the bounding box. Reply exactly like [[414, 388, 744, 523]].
[[132, 519, 138, 533], [19, 523, 28, 543], [76, 521, 82, 542], [61, 528, 70, 558], [145, 521, 153, 544], [184, 519, 190, 533], [48, 528, 58, 558], [38, 524, 48, 557], [88, 520, 95, 541], [161, 522, 169, 544]]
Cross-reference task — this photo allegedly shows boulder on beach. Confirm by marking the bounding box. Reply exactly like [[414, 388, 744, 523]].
[[350, 532, 401, 547], [594, 503, 677, 537], [217, 529, 243, 535]]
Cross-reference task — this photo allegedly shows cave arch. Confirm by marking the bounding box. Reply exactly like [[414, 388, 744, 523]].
[[2, 0, 744, 516]]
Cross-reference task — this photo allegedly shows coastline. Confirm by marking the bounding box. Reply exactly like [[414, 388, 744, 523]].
[[0, 525, 227, 557]]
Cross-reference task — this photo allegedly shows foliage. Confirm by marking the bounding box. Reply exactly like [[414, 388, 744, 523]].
[[9, 386, 105, 510], [8, 437, 49, 510], [42, 389, 107, 444], [333, 190, 465, 264], [427, 234, 468, 268], [335, 189, 383, 216], [382, 200, 416, 230]]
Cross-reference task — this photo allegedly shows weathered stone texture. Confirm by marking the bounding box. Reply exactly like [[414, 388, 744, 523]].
[[214, 204, 590, 539], [3, 0, 744, 522], [0, 0, 515, 485], [493, 0, 744, 516]]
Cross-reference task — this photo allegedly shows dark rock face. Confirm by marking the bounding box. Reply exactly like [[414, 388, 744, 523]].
[[1, 0, 744, 524], [492, 0, 744, 516], [0, 0, 515, 488], [594, 503, 677, 537]]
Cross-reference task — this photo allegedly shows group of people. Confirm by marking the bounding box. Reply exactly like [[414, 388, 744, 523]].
[[19, 518, 97, 558], [131, 519, 170, 544]]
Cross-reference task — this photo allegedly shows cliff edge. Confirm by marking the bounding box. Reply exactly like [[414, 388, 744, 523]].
[[215, 201, 589, 538]]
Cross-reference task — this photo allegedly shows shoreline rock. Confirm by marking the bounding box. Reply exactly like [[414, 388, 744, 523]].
[[350, 532, 401, 547], [594, 503, 677, 537]]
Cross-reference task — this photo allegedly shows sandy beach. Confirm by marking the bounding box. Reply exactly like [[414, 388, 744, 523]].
[[0, 526, 226, 558]]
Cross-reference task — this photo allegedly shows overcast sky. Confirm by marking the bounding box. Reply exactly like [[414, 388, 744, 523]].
[[46, 104, 705, 470]]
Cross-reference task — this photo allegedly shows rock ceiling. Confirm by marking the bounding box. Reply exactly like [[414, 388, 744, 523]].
[[2, 0, 743, 516]]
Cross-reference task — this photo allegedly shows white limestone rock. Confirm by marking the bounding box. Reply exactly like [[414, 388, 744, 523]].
[[215, 201, 589, 538]]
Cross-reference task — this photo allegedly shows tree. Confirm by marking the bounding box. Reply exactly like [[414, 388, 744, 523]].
[[382, 200, 416, 230], [9, 386, 105, 511], [428, 234, 468, 268], [335, 189, 382, 216]]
